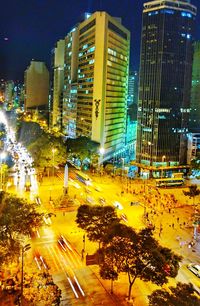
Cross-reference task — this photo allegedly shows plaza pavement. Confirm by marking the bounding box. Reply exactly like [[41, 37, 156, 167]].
[[36, 172, 200, 305]]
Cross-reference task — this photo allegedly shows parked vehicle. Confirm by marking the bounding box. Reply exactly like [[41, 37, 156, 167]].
[[187, 263, 200, 277]]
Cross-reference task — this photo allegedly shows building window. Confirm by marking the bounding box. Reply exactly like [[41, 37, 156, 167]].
[[181, 12, 192, 18], [80, 19, 96, 35], [108, 21, 127, 40]]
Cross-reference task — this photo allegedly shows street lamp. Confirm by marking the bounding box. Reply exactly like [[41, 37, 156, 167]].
[[20, 244, 31, 306], [0, 152, 6, 190], [52, 148, 57, 184], [161, 155, 166, 178]]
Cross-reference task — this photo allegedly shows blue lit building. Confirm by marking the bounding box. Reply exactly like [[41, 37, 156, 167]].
[[136, 0, 197, 176]]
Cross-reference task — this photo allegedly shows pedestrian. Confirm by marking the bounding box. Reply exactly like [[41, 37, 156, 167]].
[[177, 217, 179, 223], [168, 208, 171, 213], [172, 223, 174, 229]]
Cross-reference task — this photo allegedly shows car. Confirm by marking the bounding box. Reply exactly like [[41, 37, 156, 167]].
[[58, 235, 72, 252], [187, 263, 200, 277], [86, 196, 95, 204], [85, 187, 92, 193], [43, 214, 52, 225], [35, 196, 41, 205], [94, 185, 101, 192], [120, 213, 128, 222], [113, 201, 123, 210], [130, 201, 140, 206], [25, 181, 31, 191], [99, 197, 106, 205]]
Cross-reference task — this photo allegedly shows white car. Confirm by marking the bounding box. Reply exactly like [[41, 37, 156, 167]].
[[113, 201, 123, 210], [188, 263, 200, 277]]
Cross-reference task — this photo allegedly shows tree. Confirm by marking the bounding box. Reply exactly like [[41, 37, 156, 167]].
[[99, 262, 118, 294], [190, 158, 200, 171], [148, 282, 200, 306], [23, 271, 62, 305], [0, 271, 61, 306], [100, 227, 181, 301], [76, 204, 119, 248], [28, 134, 67, 168], [66, 136, 99, 167], [17, 121, 67, 168], [102, 222, 137, 245], [183, 184, 200, 205], [0, 192, 43, 263]]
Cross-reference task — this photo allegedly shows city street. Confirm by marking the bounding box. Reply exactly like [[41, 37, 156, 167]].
[[28, 171, 200, 306], [2, 111, 200, 305]]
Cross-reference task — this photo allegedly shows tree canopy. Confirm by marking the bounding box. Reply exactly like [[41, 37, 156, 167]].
[[0, 271, 61, 306], [0, 192, 43, 263], [16, 121, 67, 168], [76, 204, 119, 247], [148, 282, 200, 306], [100, 227, 182, 300], [183, 184, 200, 205]]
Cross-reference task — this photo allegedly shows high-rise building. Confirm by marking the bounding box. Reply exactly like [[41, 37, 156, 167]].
[[189, 41, 200, 133], [62, 26, 79, 137], [136, 0, 196, 176], [56, 12, 130, 159], [24, 61, 49, 111], [76, 11, 130, 160], [51, 39, 65, 129]]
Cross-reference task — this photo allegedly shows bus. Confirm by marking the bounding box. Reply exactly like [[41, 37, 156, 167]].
[[155, 177, 184, 187], [75, 171, 92, 186]]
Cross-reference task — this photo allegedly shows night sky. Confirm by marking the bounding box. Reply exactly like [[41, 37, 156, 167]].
[[1, 0, 200, 81]]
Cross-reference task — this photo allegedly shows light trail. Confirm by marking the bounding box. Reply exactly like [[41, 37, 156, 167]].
[[34, 256, 41, 270], [46, 246, 60, 271], [0, 111, 38, 196], [67, 277, 79, 299], [74, 276, 85, 297]]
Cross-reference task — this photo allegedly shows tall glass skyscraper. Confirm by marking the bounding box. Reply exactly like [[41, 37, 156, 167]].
[[189, 41, 200, 133], [136, 0, 197, 174]]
